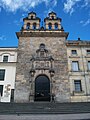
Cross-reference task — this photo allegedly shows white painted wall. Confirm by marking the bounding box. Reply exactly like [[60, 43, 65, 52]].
[[0, 48, 17, 102]]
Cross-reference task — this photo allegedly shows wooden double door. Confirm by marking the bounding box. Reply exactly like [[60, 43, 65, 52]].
[[34, 75, 50, 101]]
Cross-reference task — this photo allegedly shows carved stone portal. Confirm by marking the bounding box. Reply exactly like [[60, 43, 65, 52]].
[[30, 43, 55, 102]]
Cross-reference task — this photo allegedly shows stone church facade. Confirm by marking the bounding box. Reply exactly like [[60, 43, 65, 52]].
[[14, 12, 70, 103], [0, 12, 90, 102]]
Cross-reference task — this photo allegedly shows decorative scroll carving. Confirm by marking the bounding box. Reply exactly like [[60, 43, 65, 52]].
[[30, 43, 55, 73]]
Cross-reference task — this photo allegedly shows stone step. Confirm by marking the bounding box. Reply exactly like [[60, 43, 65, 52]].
[[0, 102, 90, 114]]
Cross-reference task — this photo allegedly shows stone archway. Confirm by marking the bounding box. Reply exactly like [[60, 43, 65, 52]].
[[34, 75, 50, 101]]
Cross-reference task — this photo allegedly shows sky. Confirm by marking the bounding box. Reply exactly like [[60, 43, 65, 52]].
[[0, 0, 90, 47]]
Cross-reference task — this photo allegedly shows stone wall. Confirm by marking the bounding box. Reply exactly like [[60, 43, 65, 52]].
[[14, 34, 70, 102]]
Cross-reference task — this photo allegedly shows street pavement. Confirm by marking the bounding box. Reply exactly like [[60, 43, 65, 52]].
[[0, 113, 90, 120]]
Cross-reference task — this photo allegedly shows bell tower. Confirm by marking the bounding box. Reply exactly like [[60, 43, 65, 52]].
[[14, 12, 70, 103], [44, 12, 62, 30], [23, 11, 41, 30]]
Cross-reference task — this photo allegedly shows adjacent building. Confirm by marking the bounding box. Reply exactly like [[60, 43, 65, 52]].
[[0, 48, 17, 102], [67, 40, 90, 102], [0, 12, 90, 102]]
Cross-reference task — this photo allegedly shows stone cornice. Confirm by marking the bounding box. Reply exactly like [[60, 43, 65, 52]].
[[66, 40, 90, 46], [16, 31, 69, 39], [0, 48, 17, 51], [0, 62, 17, 65], [0, 62, 17, 63], [44, 17, 62, 22], [23, 17, 41, 22]]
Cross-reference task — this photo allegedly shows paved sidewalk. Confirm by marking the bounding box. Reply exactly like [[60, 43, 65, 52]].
[[0, 113, 90, 120]]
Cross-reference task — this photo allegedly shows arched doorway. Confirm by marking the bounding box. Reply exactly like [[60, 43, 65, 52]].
[[34, 75, 50, 101]]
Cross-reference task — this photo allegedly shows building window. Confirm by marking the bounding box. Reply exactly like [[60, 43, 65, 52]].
[[54, 23, 58, 30], [0, 69, 5, 80], [88, 61, 90, 71], [48, 23, 52, 30], [3, 56, 8, 62], [87, 50, 90, 54], [72, 61, 79, 71], [71, 50, 77, 55], [74, 80, 82, 92], [0, 85, 3, 96]]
